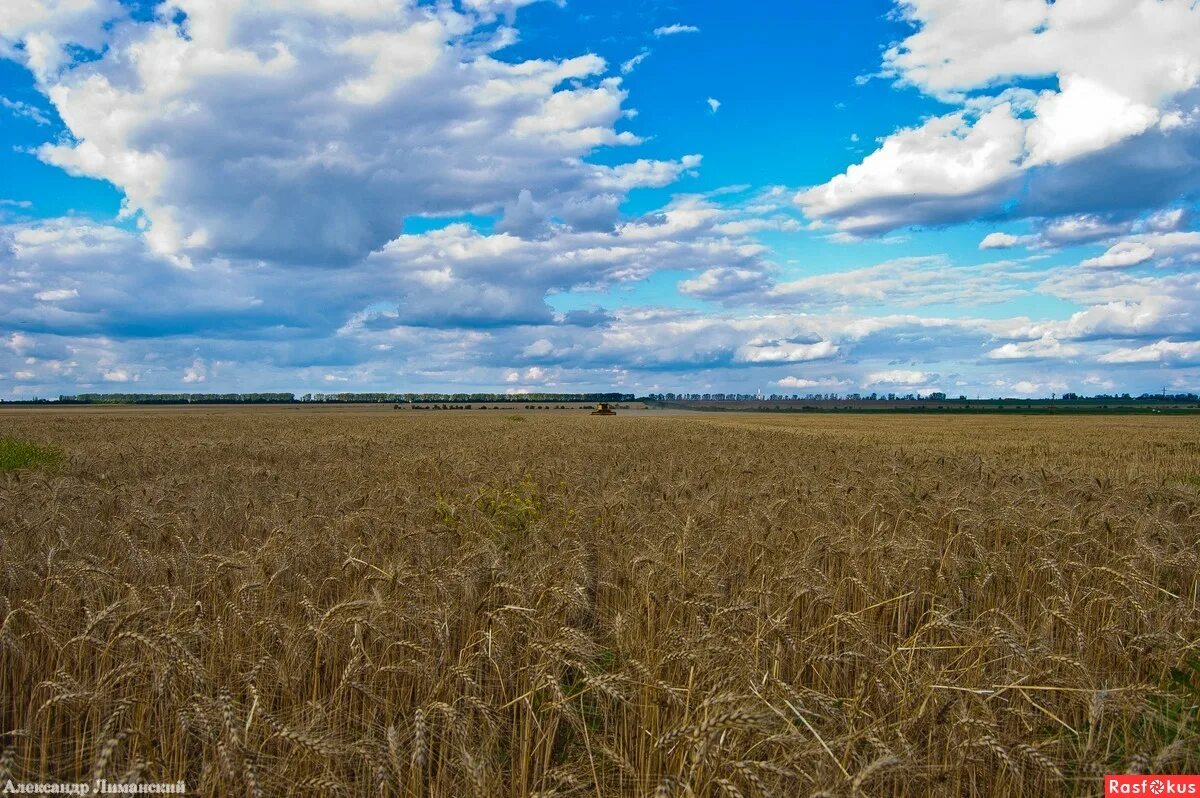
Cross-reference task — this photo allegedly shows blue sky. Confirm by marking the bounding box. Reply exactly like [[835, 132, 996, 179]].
[[1, 0, 1199, 398]]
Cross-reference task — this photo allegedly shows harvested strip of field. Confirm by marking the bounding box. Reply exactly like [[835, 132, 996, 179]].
[[0, 410, 1197, 796]]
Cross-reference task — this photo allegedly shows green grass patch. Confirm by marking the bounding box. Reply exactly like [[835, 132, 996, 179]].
[[0, 437, 63, 472]]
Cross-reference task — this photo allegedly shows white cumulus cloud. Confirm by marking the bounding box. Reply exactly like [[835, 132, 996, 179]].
[[798, 0, 1200, 235], [9, 1, 683, 266], [182, 358, 207, 384], [33, 287, 78, 301], [979, 232, 1029, 250], [776, 376, 849, 389], [653, 24, 699, 37], [1080, 242, 1155, 269], [865, 369, 931, 386]]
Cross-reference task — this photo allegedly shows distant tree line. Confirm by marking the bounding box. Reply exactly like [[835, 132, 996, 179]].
[[43, 392, 635, 405], [59, 393, 296, 404], [10, 390, 1192, 406], [1059, 392, 1200, 402], [304, 392, 633, 403], [647, 391, 1200, 402], [645, 392, 958, 402]]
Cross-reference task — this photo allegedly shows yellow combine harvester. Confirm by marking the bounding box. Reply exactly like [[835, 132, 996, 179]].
[[590, 402, 616, 415]]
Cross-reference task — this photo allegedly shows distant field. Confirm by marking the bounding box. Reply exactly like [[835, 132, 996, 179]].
[[1, 410, 1197, 795]]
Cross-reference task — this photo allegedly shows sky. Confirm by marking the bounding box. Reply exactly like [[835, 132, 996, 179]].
[[1, 0, 1199, 399]]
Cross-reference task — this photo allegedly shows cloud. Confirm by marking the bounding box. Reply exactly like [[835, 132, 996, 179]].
[[977, 210, 1191, 253], [690, 255, 1036, 310], [1143, 208, 1191, 233], [1135, 231, 1200, 257], [492, 312, 989, 378], [0, 187, 794, 391], [1097, 339, 1200, 364], [102, 368, 131, 383], [182, 358, 207, 384], [865, 369, 932, 386], [798, 0, 1200, 236], [0, 177, 787, 354], [796, 105, 1025, 234], [0, 219, 282, 339], [0, 96, 50, 125], [1080, 241, 1155, 269], [8, 1, 678, 267], [354, 195, 773, 328], [0, 0, 123, 76], [776, 376, 850, 389], [3, 242, 1194, 395], [734, 339, 839, 364], [1034, 214, 1131, 247], [885, 1, 1200, 105], [620, 51, 649, 74], [1079, 231, 1200, 268], [678, 267, 772, 302], [524, 366, 551, 383], [1009, 380, 1062, 397], [979, 232, 1030, 250], [987, 335, 1081, 361], [994, 268, 1200, 355], [1025, 76, 1162, 167], [33, 287, 78, 301], [706, 97, 721, 113], [653, 24, 699, 37]]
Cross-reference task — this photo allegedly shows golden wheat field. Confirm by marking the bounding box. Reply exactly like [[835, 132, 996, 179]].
[[1, 408, 1198, 797]]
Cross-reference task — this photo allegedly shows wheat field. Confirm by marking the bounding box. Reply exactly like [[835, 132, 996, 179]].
[[0, 408, 1197, 796]]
